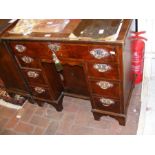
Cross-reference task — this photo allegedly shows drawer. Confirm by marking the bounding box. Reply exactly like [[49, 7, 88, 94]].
[[92, 95, 121, 113], [56, 43, 118, 62], [15, 55, 41, 69], [22, 69, 46, 85], [56, 43, 88, 59], [10, 41, 52, 60], [90, 79, 120, 99], [30, 86, 52, 100], [87, 62, 119, 80]]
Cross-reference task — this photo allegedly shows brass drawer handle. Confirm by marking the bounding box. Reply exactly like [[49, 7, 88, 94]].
[[34, 87, 45, 94], [96, 81, 113, 89], [27, 71, 39, 78], [93, 64, 112, 72], [99, 97, 115, 106], [90, 48, 110, 59], [48, 43, 60, 52], [15, 45, 26, 53], [21, 56, 34, 63]]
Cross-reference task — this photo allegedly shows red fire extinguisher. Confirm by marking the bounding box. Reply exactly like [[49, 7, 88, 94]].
[[129, 31, 147, 84]]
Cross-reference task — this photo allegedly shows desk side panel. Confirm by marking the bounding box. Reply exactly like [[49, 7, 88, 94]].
[[0, 40, 28, 93]]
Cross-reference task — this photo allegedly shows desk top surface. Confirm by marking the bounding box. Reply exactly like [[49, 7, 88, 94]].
[[0, 19, 11, 34], [1, 19, 133, 44]]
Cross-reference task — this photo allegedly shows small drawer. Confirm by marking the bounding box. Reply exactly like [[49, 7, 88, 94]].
[[92, 95, 121, 113], [15, 55, 41, 69], [90, 79, 120, 99], [87, 62, 119, 80], [22, 69, 46, 85], [87, 45, 118, 62], [55, 43, 88, 59], [30, 86, 52, 100], [10, 41, 52, 60]]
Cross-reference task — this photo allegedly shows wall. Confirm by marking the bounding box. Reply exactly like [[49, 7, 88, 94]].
[[138, 19, 155, 78]]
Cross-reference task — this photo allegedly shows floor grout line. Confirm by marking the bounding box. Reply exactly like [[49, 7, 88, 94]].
[[0, 86, 142, 135]]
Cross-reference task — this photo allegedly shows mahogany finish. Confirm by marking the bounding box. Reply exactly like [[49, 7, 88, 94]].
[[90, 79, 120, 99], [87, 62, 119, 80], [0, 20, 29, 96], [56, 44, 119, 62], [92, 95, 121, 113], [62, 64, 89, 96], [15, 54, 41, 69], [30, 85, 52, 100], [9, 41, 52, 60], [22, 69, 46, 85], [0, 19, 135, 125]]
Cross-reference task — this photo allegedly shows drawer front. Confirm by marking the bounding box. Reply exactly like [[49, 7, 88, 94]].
[[90, 80, 120, 99], [92, 95, 121, 113], [30, 86, 52, 100], [56, 43, 88, 59], [87, 62, 119, 80], [10, 41, 52, 59], [22, 69, 46, 85], [56, 43, 118, 62], [15, 55, 41, 69]]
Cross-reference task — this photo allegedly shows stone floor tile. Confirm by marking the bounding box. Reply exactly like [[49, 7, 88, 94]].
[[20, 108, 36, 122], [0, 107, 17, 119], [87, 118, 112, 130], [44, 121, 59, 135], [55, 113, 76, 135], [0, 117, 9, 129], [30, 115, 50, 128], [0, 129, 17, 135], [44, 108, 64, 121], [63, 102, 80, 113], [4, 116, 19, 129], [33, 127, 45, 135], [70, 125, 110, 135], [74, 111, 92, 127], [14, 122, 34, 134], [35, 107, 45, 117]]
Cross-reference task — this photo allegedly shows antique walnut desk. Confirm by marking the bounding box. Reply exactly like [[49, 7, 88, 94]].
[[0, 19, 135, 125]]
